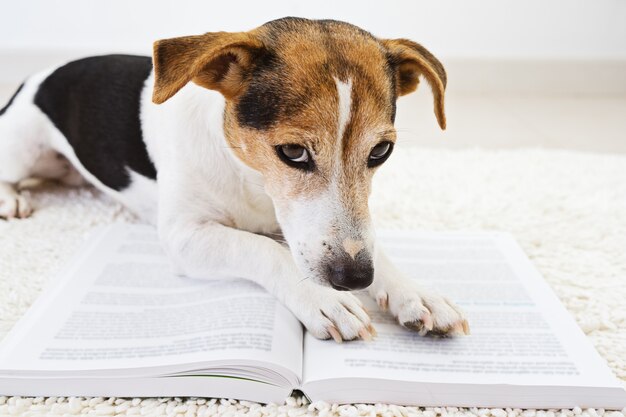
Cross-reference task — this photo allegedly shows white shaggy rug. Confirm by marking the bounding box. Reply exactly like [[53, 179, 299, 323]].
[[0, 147, 625, 416]]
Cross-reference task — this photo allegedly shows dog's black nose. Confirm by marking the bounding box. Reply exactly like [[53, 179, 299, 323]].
[[326, 252, 374, 291]]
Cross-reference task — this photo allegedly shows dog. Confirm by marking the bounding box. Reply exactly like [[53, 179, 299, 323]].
[[0, 17, 469, 341]]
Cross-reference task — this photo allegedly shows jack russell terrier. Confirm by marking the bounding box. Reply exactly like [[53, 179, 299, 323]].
[[0, 17, 469, 341]]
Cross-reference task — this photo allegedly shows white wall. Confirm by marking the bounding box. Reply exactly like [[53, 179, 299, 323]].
[[0, 0, 625, 60]]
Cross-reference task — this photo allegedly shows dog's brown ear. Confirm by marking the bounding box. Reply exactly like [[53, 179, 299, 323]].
[[382, 39, 447, 130], [152, 32, 264, 104]]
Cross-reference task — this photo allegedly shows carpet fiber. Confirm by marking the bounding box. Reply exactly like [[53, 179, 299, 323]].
[[1, 148, 625, 416]]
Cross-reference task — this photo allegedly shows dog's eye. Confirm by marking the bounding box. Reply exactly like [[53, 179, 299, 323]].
[[368, 141, 394, 167], [280, 145, 308, 162], [276, 144, 314, 171]]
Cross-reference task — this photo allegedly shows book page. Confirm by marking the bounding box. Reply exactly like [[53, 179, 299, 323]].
[[0, 224, 303, 386], [303, 231, 621, 389]]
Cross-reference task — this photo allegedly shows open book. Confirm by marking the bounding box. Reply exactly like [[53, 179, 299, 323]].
[[1, 224, 624, 409]]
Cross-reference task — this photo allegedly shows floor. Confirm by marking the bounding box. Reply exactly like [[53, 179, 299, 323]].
[[394, 91, 626, 154], [1, 83, 625, 154]]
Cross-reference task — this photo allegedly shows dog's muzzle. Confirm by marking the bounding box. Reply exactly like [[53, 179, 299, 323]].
[[325, 250, 374, 291]]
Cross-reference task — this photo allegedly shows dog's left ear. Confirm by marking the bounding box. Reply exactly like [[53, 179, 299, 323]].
[[382, 39, 447, 130], [152, 32, 264, 104]]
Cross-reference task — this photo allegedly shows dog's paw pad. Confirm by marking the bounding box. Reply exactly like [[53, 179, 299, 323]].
[[375, 291, 389, 311], [401, 315, 434, 336], [0, 194, 33, 219], [381, 284, 469, 337], [326, 325, 343, 343], [398, 301, 433, 336], [427, 319, 470, 337], [298, 289, 375, 343], [318, 319, 375, 343], [422, 296, 470, 337]]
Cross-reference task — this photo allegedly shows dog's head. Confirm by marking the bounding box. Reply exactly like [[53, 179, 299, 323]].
[[152, 17, 446, 291]]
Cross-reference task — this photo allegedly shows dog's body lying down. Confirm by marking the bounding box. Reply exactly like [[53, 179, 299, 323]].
[[0, 17, 468, 341]]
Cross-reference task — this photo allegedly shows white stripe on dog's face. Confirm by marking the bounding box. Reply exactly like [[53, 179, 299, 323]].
[[269, 77, 378, 291], [221, 26, 400, 291], [334, 77, 352, 149]]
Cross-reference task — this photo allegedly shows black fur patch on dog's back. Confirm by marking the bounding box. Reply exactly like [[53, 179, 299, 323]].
[[34, 55, 156, 190], [0, 82, 24, 116]]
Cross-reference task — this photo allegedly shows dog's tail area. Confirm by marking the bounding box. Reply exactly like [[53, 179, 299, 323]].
[[0, 81, 34, 218], [0, 78, 41, 184], [0, 75, 86, 190], [0, 82, 25, 117]]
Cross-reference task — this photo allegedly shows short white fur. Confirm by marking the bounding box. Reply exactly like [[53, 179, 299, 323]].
[[335, 77, 353, 147], [0, 63, 468, 341]]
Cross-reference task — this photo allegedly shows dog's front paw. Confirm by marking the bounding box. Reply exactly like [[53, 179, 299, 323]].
[[373, 282, 469, 337], [0, 193, 32, 219], [292, 284, 375, 342]]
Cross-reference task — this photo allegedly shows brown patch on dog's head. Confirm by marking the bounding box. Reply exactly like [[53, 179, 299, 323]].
[[152, 18, 447, 290], [382, 38, 447, 129], [152, 31, 264, 103], [152, 18, 447, 128]]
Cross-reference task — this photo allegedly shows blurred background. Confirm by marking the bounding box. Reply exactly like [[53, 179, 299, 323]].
[[0, 0, 624, 152]]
